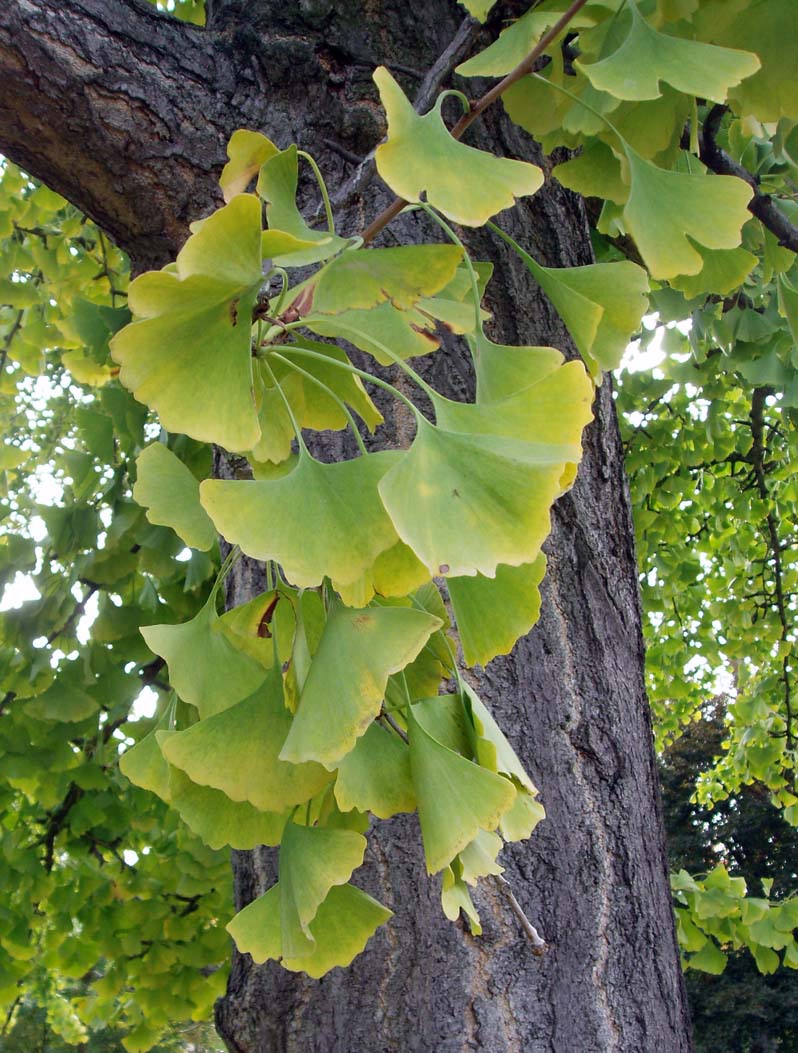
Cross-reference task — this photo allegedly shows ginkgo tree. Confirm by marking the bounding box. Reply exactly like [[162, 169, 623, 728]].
[[1, 0, 797, 1050]]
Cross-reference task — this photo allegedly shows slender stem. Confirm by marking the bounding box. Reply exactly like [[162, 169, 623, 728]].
[[261, 356, 309, 453], [269, 343, 423, 418], [494, 875, 547, 956], [381, 710, 409, 743], [211, 545, 241, 604], [361, 0, 592, 244], [298, 150, 336, 235], [269, 267, 290, 316], [271, 351, 368, 455], [419, 203, 482, 336], [308, 318, 438, 401]]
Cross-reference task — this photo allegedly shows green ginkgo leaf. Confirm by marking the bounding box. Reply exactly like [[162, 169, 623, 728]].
[[671, 245, 758, 298], [200, 450, 401, 590], [141, 597, 269, 719], [220, 129, 279, 201], [110, 194, 263, 451], [227, 882, 391, 977], [164, 760, 287, 850], [334, 721, 416, 818], [159, 667, 332, 812], [272, 339, 383, 431], [119, 726, 172, 802], [621, 148, 753, 279], [307, 301, 442, 364], [441, 866, 482, 935], [464, 684, 537, 795], [448, 556, 547, 667], [492, 230, 649, 375], [371, 540, 431, 598], [132, 443, 216, 551], [408, 704, 516, 874], [552, 140, 629, 205], [472, 337, 565, 403], [257, 147, 349, 266], [378, 417, 578, 577], [458, 0, 496, 21], [261, 229, 324, 260], [373, 67, 543, 226], [500, 790, 546, 842], [280, 602, 441, 768], [23, 673, 99, 723], [277, 820, 367, 956], [576, 0, 760, 103]]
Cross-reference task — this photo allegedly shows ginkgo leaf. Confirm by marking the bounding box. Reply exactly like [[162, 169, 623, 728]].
[[159, 667, 332, 812], [308, 245, 463, 315], [408, 704, 516, 873], [227, 882, 391, 977], [200, 450, 401, 590], [492, 230, 649, 375], [500, 790, 546, 842], [464, 684, 537, 794], [552, 140, 629, 205], [334, 721, 416, 818], [472, 336, 564, 403], [433, 360, 594, 447], [671, 245, 758, 298], [448, 556, 547, 667], [576, 0, 760, 103], [23, 674, 99, 723], [456, 2, 600, 77], [215, 588, 295, 668], [277, 821, 367, 956], [373, 66, 543, 226], [458, 0, 496, 21], [371, 540, 431, 598], [141, 597, 269, 719], [261, 229, 323, 260], [110, 195, 263, 451], [272, 339, 383, 431], [441, 866, 482, 935], [378, 417, 579, 577], [220, 129, 279, 201], [119, 726, 172, 802], [163, 760, 287, 850], [459, 829, 504, 885], [621, 148, 753, 279], [257, 147, 349, 266], [307, 301, 442, 364], [279, 603, 441, 768], [132, 443, 216, 551]]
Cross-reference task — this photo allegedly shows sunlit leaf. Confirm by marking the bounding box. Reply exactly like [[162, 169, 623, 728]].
[[373, 66, 543, 226], [132, 443, 216, 551], [111, 195, 263, 451], [220, 129, 279, 201], [280, 602, 441, 768]]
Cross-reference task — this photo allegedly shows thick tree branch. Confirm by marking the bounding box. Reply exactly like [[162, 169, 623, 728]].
[[700, 106, 798, 254], [0, 0, 257, 265]]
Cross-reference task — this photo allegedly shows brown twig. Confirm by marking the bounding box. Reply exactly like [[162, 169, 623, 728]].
[[494, 874, 547, 955], [361, 0, 591, 244]]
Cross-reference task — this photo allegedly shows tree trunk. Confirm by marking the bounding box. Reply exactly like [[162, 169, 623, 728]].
[[0, 1, 692, 1050]]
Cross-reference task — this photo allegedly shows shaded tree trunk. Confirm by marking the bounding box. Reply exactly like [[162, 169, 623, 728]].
[[0, 0, 692, 1049]]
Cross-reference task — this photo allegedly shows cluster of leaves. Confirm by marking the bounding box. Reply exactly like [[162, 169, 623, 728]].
[[2, 0, 798, 1041]]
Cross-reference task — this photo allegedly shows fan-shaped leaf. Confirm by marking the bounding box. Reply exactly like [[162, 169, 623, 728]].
[[132, 443, 216, 551], [373, 67, 543, 226], [280, 603, 441, 768], [140, 597, 269, 719], [200, 450, 401, 590], [408, 703, 516, 873], [334, 721, 416, 818], [220, 129, 279, 201], [111, 195, 263, 451], [449, 556, 547, 667], [159, 667, 332, 812], [378, 417, 578, 577]]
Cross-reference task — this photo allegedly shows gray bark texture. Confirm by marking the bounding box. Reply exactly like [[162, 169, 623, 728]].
[[0, 0, 693, 1050]]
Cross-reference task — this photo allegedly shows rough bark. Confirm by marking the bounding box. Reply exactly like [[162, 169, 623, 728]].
[[0, 1, 693, 1050]]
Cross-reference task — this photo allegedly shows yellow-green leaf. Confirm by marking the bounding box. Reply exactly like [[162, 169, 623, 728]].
[[132, 443, 216, 551]]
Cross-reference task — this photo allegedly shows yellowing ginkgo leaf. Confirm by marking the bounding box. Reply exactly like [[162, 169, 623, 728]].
[[200, 450, 401, 590], [491, 228, 649, 375], [220, 129, 279, 201], [257, 147, 349, 266], [141, 597, 269, 719], [110, 195, 263, 451], [441, 866, 482, 934], [308, 244, 463, 315], [576, 0, 760, 103], [159, 667, 332, 813], [373, 67, 543, 226], [408, 703, 516, 874], [277, 821, 367, 956], [163, 759, 287, 850], [378, 418, 579, 578], [458, 0, 496, 21], [471, 337, 564, 403], [279, 603, 441, 768], [552, 140, 629, 205], [334, 721, 416, 818], [227, 882, 391, 977], [459, 829, 504, 885], [132, 443, 216, 551], [622, 148, 753, 279], [464, 683, 537, 795], [671, 245, 758, 298], [119, 726, 172, 802], [448, 556, 547, 667]]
